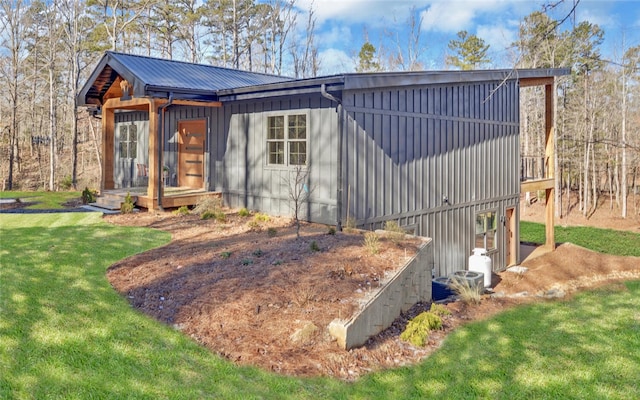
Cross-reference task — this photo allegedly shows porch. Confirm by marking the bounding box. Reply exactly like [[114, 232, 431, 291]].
[[94, 187, 221, 211]]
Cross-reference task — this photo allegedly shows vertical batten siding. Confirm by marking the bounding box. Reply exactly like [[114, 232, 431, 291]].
[[114, 111, 149, 188], [164, 106, 222, 190], [342, 80, 520, 276], [220, 94, 339, 224]]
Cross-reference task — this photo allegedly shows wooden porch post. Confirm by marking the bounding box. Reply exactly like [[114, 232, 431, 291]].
[[147, 99, 161, 210], [544, 80, 556, 250], [101, 106, 115, 191]]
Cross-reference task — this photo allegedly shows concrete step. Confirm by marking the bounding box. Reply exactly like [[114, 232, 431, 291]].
[[80, 204, 122, 214], [100, 192, 139, 203], [91, 199, 122, 210]]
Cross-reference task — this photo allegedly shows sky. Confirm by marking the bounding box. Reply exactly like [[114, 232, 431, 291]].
[[287, 0, 640, 74]]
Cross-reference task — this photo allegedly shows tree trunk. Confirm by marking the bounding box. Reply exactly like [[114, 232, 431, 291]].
[[621, 69, 628, 218], [49, 65, 57, 191]]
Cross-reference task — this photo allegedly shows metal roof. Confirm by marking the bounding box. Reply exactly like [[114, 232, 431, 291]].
[[78, 51, 570, 106], [78, 51, 293, 106], [216, 68, 571, 101]]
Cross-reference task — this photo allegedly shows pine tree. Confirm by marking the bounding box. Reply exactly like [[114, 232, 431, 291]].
[[445, 30, 490, 70], [356, 42, 381, 72]]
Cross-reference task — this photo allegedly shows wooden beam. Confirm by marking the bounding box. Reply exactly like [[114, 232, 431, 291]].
[[103, 76, 123, 101], [104, 97, 153, 111], [520, 178, 554, 193], [544, 81, 556, 249], [171, 99, 222, 107], [519, 77, 555, 88]]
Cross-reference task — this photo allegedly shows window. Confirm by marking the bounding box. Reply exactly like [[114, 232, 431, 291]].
[[267, 114, 307, 166], [475, 211, 497, 251], [119, 124, 137, 159]]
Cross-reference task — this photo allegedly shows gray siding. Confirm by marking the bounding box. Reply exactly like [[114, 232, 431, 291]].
[[163, 105, 222, 189], [341, 81, 521, 276], [113, 111, 149, 188], [220, 95, 339, 225]]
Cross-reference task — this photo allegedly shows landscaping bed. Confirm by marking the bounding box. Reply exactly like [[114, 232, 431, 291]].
[[105, 209, 640, 380]]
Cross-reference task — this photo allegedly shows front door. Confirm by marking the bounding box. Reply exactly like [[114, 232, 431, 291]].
[[178, 119, 206, 189]]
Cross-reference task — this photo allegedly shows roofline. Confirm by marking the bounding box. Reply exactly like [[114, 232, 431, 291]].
[[216, 68, 570, 101]]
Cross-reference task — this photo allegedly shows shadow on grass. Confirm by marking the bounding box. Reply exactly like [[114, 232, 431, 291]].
[[1, 213, 639, 399]]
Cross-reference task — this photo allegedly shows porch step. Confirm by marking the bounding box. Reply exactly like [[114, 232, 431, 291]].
[[91, 192, 139, 211]]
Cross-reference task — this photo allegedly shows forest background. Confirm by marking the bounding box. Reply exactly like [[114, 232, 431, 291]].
[[1, 0, 638, 219]]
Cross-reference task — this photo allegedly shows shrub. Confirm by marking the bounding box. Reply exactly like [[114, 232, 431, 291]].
[[309, 241, 320, 252], [429, 303, 452, 316], [344, 217, 357, 231], [449, 277, 483, 305], [384, 220, 406, 243], [238, 208, 251, 217], [60, 175, 73, 190], [202, 210, 226, 222], [400, 312, 443, 347], [363, 232, 379, 255], [81, 187, 96, 204], [220, 251, 232, 259], [267, 227, 277, 237], [193, 196, 223, 216], [120, 192, 134, 214], [253, 212, 270, 222], [252, 249, 264, 257], [174, 205, 190, 216], [327, 226, 336, 235]]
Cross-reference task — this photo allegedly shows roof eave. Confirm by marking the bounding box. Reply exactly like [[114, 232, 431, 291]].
[[216, 76, 345, 101]]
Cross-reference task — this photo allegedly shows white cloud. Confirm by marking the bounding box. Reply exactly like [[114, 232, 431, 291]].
[[294, 0, 423, 27], [317, 25, 354, 48], [477, 23, 516, 53], [420, 0, 518, 33], [318, 48, 355, 74]]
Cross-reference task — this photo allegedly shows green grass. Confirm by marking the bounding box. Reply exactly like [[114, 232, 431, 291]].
[[0, 190, 81, 209], [521, 221, 640, 257], [1, 213, 639, 398]]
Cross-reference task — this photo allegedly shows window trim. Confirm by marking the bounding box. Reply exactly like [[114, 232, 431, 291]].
[[118, 123, 138, 160], [265, 112, 308, 167], [474, 209, 498, 252]]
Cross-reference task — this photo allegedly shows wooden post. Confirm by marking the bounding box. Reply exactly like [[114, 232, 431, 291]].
[[544, 81, 556, 250], [101, 106, 115, 191], [148, 100, 159, 210]]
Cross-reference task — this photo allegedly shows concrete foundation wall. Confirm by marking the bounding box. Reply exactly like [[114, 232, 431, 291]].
[[329, 236, 433, 349]]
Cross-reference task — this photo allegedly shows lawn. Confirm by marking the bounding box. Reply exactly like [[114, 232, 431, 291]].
[[521, 221, 640, 257], [1, 213, 639, 399], [0, 190, 81, 209]]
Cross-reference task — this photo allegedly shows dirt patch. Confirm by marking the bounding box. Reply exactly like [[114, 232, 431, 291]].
[[105, 206, 640, 380]]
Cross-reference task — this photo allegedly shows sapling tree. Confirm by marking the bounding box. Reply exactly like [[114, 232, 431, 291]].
[[286, 164, 312, 238]]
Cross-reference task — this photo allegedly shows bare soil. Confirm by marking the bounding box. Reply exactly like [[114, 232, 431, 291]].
[[105, 197, 639, 380]]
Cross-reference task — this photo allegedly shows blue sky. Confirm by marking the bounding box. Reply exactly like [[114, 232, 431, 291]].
[[290, 0, 640, 74]]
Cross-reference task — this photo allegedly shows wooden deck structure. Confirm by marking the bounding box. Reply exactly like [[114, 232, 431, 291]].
[[100, 187, 221, 210], [520, 76, 556, 251], [100, 80, 221, 210]]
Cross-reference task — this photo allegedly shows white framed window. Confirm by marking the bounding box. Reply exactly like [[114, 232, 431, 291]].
[[266, 114, 307, 166], [475, 211, 497, 251], [118, 124, 137, 159]]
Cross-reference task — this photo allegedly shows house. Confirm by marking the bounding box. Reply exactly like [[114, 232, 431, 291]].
[[78, 51, 569, 277]]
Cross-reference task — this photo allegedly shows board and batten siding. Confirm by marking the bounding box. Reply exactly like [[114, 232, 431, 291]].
[[220, 94, 340, 225], [341, 80, 521, 277], [163, 105, 223, 189], [113, 111, 149, 188]]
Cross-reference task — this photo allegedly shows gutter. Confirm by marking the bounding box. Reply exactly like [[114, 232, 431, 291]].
[[320, 83, 344, 231], [157, 92, 174, 210]]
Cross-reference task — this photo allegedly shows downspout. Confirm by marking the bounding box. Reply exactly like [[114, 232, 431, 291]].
[[320, 83, 344, 231], [157, 92, 174, 210]]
